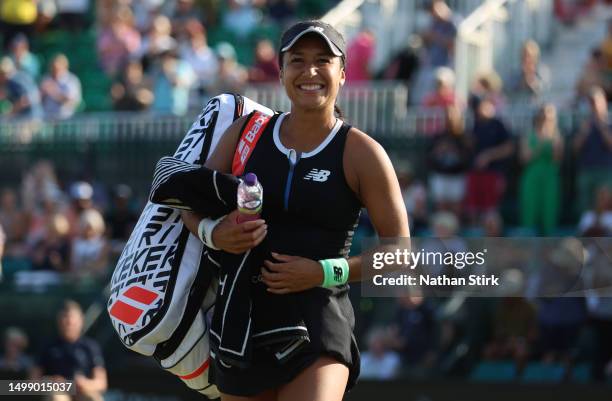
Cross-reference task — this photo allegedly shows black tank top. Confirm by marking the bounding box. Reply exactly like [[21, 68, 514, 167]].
[[243, 112, 362, 260], [211, 112, 363, 392]]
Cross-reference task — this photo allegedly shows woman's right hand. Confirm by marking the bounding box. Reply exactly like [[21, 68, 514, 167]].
[[212, 210, 267, 254]]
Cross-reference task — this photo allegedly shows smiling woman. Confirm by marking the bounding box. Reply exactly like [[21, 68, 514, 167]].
[[180, 20, 410, 401]]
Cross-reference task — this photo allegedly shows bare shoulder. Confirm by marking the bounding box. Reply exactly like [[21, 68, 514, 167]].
[[345, 127, 392, 171], [344, 127, 394, 196]]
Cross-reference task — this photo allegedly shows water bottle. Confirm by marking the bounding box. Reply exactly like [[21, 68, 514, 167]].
[[236, 173, 263, 223]]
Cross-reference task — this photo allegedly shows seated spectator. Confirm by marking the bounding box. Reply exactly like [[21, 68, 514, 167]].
[[508, 40, 550, 104], [8, 33, 40, 80], [248, 38, 280, 84], [56, 0, 90, 32], [423, 67, 457, 108], [395, 161, 428, 234], [360, 327, 401, 380], [33, 300, 107, 400], [40, 54, 82, 120], [427, 105, 470, 216], [25, 191, 66, 251], [482, 210, 504, 237], [136, 15, 177, 72], [519, 104, 563, 235], [470, 70, 505, 111], [465, 97, 514, 222], [179, 19, 218, 101], [71, 209, 109, 281], [0, 0, 37, 49], [420, 212, 467, 293], [30, 213, 71, 273], [66, 181, 96, 238], [483, 294, 537, 374], [578, 185, 612, 235], [0, 327, 34, 378], [105, 184, 138, 246], [345, 29, 375, 83], [20, 160, 63, 223], [111, 60, 154, 111], [97, 6, 141, 76], [537, 296, 586, 363], [151, 50, 196, 116], [391, 293, 437, 372], [531, 239, 587, 362], [222, 0, 261, 39], [207, 42, 248, 96], [421, 0, 457, 68], [0, 188, 29, 257], [573, 87, 612, 213], [0, 56, 39, 119]]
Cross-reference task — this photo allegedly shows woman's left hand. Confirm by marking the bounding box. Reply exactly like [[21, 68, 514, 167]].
[[261, 252, 323, 294]]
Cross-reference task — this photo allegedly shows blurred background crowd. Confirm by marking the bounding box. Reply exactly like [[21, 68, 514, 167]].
[[1, 0, 612, 397]]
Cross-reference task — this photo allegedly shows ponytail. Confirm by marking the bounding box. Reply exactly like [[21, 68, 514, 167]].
[[334, 104, 344, 119]]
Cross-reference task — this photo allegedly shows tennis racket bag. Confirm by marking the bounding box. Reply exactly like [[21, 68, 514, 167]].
[[107, 93, 273, 398]]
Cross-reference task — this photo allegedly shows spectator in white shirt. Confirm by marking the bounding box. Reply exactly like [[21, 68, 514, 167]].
[[360, 327, 401, 380], [178, 19, 218, 102], [40, 54, 82, 119]]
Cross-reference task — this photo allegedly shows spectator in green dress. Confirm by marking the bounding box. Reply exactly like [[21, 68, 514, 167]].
[[519, 104, 564, 235]]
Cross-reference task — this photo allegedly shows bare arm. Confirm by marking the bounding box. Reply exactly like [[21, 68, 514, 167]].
[[74, 367, 108, 395], [345, 128, 410, 282], [180, 113, 249, 230], [181, 114, 267, 253], [261, 128, 410, 292]]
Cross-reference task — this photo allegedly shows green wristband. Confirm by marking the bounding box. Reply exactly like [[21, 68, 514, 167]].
[[319, 258, 349, 288]]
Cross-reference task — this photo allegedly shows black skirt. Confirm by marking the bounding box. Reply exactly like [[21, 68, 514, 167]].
[[209, 286, 360, 396]]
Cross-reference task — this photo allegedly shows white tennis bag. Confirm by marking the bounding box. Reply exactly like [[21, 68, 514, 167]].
[[107, 94, 273, 398]]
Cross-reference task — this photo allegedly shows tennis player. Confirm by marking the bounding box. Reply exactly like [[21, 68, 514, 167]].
[[183, 20, 409, 401]]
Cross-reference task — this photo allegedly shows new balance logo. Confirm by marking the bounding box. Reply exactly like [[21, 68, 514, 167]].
[[304, 169, 330, 182], [333, 266, 343, 282]]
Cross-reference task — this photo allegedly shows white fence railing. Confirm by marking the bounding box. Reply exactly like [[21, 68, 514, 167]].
[[244, 82, 411, 135], [455, 0, 555, 103], [0, 83, 586, 142]]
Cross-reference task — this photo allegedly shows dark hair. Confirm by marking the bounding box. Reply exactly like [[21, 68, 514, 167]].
[[334, 104, 344, 119]]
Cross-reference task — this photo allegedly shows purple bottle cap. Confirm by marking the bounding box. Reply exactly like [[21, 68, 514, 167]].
[[244, 173, 258, 186]]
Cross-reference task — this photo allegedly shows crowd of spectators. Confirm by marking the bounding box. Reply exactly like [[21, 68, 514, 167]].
[[0, 301, 107, 400], [0, 0, 338, 119], [0, 160, 138, 289], [350, 3, 611, 382]]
